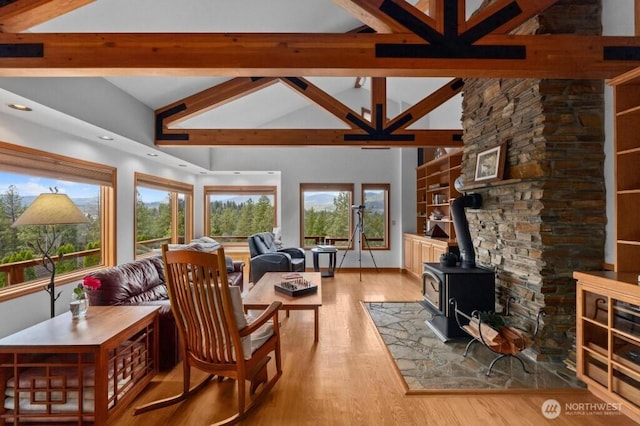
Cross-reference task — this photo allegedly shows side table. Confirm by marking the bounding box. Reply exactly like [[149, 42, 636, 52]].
[[312, 246, 337, 277], [0, 305, 159, 425]]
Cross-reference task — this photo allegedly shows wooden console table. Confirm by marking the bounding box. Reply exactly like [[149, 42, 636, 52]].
[[0, 305, 159, 425]]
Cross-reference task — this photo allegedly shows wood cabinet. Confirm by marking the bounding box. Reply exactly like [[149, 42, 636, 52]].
[[403, 233, 454, 279], [609, 69, 640, 272], [416, 149, 463, 239], [0, 306, 159, 425], [574, 271, 640, 423]]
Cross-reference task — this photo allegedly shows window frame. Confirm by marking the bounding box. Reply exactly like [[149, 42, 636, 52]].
[[0, 141, 116, 302], [300, 183, 354, 249], [204, 185, 277, 246], [134, 172, 194, 258], [361, 183, 390, 250]]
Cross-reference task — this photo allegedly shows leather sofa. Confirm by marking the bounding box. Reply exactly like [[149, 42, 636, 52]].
[[87, 254, 244, 371]]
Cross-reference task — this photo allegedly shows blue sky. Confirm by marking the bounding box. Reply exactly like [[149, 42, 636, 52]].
[[0, 172, 98, 199], [137, 186, 171, 203], [0, 172, 173, 203]]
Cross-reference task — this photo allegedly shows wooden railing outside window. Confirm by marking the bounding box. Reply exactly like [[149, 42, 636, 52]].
[[0, 248, 101, 288]]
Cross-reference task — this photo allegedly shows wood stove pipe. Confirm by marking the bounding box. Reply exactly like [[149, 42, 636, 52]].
[[451, 193, 482, 268]]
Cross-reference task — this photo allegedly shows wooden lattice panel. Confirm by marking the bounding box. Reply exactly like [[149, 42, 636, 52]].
[[0, 306, 159, 425]]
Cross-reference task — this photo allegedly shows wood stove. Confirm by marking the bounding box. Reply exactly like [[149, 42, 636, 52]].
[[420, 193, 495, 341], [421, 263, 495, 341]]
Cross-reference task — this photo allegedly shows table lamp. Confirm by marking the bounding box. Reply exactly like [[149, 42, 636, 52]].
[[12, 190, 89, 317]]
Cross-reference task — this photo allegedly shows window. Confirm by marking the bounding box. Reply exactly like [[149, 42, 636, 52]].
[[362, 183, 390, 250], [300, 183, 354, 249], [0, 142, 115, 301], [205, 186, 277, 244], [135, 173, 193, 257]]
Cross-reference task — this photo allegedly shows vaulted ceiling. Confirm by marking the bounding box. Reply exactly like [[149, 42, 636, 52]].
[[1, 0, 639, 149]]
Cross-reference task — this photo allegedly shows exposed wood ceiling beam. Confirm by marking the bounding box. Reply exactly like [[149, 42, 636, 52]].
[[333, 0, 559, 35], [154, 129, 463, 148], [0, 33, 638, 79], [370, 77, 387, 125], [386, 77, 463, 130], [414, 0, 432, 14], [463, 0, 559, 34], [159, 77, 279, 127], [636, 0, 640, 37], [278, 77, 360, 128], [428, 0, 455, 33], [156, 76, 465, 147], [0, 0, 94, 33], [332, 0, 409, 33]]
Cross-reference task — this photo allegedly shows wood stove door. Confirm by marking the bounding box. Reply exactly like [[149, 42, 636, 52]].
[[422, 270, 441, 311]]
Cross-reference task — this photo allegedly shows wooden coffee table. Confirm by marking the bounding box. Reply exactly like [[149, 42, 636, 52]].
[[0, 305, 159, 425], [243, 272, 322, 342]]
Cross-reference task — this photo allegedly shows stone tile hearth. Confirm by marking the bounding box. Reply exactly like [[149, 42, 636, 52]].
[[364, 302, 585, 392]]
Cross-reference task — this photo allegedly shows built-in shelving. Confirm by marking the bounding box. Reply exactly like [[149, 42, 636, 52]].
[[404, 149, 462, 279], [416, 149, 462, 239], [609, 69, 640, 272]]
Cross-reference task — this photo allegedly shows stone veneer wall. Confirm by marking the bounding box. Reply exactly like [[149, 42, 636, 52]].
[[460, 0, 604, 361]]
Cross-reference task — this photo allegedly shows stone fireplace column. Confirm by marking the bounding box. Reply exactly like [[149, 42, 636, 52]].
[[460, 0, 604, 362]]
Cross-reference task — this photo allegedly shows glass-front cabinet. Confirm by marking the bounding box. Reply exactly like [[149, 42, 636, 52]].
[[575, 271, 640, 422]]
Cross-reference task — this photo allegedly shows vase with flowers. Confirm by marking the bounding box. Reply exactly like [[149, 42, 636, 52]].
[[70, 276, 101, 318]]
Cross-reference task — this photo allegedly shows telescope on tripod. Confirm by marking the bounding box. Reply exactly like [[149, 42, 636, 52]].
[[337, 204, 379, 281]]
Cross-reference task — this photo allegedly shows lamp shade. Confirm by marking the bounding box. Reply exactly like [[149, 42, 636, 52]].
[[12, 193, 89, 227]]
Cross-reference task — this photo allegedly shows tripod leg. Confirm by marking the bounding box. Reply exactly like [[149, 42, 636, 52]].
[[337, 225, 359, 271], [358, 228, 362, 281], [361, 233, 379, 273]]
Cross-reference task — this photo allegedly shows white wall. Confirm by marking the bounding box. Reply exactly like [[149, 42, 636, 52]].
[[204, 146, 411, 269], [0, 112, 197, 336]]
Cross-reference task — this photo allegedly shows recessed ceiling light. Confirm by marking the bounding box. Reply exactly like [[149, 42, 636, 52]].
[[98, 135, 113, 141], [147, 153, 158, 157], [8, 104, 32, 112]]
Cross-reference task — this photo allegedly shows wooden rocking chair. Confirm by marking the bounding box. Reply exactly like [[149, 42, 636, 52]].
[[134, 245, 282, 425]]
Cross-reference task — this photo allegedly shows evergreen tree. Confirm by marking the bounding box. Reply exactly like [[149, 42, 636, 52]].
[[364, 211, 384, 247], [154, 194, 172, 238], [252, 195, 274, 232], [56, 243, 77, 273], [177, 196, 186, 240], [303, 208, 317, 244], [83, 241, 101, 268], [327, 192, 350, 240], [314, 211, 329, 240], [135, 189, 153, 242], [0, 249, 35, 287], [0, 185, 23, 258], [236, 199, 255, 236]]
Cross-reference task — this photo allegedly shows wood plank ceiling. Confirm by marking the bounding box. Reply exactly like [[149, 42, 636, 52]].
[[1, 0, 640, 147]]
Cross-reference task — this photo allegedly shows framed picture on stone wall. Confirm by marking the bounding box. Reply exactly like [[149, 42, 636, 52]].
[[474, 142, 507, 183]]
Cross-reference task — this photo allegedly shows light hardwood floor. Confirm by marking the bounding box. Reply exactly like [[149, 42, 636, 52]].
[[110, 271, 636, 425]]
